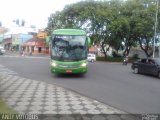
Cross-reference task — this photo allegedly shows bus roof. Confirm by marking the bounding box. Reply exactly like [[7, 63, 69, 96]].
[[52, 29, 86, 36]]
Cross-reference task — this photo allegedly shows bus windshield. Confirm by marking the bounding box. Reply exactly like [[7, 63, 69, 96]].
[[51, 35, 87, 61]]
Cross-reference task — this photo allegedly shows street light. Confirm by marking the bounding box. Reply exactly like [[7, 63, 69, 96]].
[[153, 0, 159, 58]]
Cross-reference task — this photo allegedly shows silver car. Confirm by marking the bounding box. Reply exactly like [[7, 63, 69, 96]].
[[87, 54, 96, 62], [0, 46, 5, 55]]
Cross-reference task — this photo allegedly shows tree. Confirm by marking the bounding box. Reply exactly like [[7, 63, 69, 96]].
[[117, 0, 139, 56], [125, 0, 156, 57], [109, 17, 131, 55], [45, 11, 65, 35], [46, 0, 159, 58], [46, 0, 127, 58]]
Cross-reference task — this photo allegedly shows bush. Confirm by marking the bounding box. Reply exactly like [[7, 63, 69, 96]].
[[128, 54, 139, 63], [96, 56, 123, 62], [132, 54, 139, 59], [112, 51, 123, 58], [96, 54, 140, 63]]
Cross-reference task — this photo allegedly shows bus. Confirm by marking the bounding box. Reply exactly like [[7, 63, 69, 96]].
[[50, 29, 90, 74]]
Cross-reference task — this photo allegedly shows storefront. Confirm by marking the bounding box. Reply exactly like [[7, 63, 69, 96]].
[[22, 37, 49, 55]]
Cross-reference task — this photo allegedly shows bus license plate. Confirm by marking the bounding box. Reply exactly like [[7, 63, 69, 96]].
[[66, 70, 72, 73]]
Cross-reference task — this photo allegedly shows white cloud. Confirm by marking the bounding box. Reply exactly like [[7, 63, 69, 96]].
[[0, 0, 81, 29]]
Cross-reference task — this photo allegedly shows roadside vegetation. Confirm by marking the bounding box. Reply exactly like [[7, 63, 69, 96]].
[[0, 97, 16, 114], [46, 0, 160, 59], [97, 53, 139, 63]]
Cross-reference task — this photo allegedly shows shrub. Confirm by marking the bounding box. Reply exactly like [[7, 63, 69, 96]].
[[96, 56, 123, 62], [132, 54, 139, 59], [112, 51, 123, 58], [127, 54, 140, 63]]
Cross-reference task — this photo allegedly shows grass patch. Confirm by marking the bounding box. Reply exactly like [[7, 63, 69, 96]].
[[0, 97, 16, 114]]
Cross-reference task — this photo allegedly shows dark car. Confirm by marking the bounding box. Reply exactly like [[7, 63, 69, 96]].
[[131, 58, 160, 78]]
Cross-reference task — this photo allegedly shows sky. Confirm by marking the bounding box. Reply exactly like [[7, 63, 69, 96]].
[[0, 0, 82, 29]]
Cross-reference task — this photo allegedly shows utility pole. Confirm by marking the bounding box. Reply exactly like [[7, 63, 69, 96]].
[[153, 0, 159, 58]]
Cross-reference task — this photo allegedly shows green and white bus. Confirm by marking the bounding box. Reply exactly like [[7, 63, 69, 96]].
[[50, 29, 90, 74]]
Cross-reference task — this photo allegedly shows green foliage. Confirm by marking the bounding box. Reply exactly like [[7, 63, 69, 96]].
[[97, 55, 139, 63], [129, 53, 140, 62], [96, 56, 123, 62], [45, 0, 159, 58]]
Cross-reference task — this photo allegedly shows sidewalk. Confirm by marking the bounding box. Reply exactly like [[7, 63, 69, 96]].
[[4, 50, 49, 58], [0, 73, 123, 114]]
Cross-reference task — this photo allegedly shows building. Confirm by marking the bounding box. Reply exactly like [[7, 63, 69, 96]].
[[22, 36, 49, 55], [0, 27, 7, 45], [0, 27, 7, 34], [89, 46, 97, 54], [0, 34, 4, 44], [3, 33, 13, 50], [12, 34, 33, 51], [37, 31, 48, 39], [1, 26, 50, 55], [2, 26, 37, 51]]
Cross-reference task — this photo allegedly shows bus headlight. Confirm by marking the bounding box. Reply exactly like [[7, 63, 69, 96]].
[[51, 62, 57, 67], [81, 62, 87, 67]]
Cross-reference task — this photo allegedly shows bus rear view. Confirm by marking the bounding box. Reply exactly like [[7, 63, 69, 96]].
[[50, 29, 90, 74]]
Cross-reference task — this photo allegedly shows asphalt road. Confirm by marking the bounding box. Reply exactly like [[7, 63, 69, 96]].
[[0, 56, 160, 113]]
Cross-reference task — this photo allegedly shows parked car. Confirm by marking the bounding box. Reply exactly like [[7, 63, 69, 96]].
[[87, 54, 96, 62], [0, 46, 5, 55], [131, 58, 160, 78]]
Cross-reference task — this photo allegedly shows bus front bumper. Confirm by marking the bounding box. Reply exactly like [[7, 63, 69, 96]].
[[50, 66, 87, 74]]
